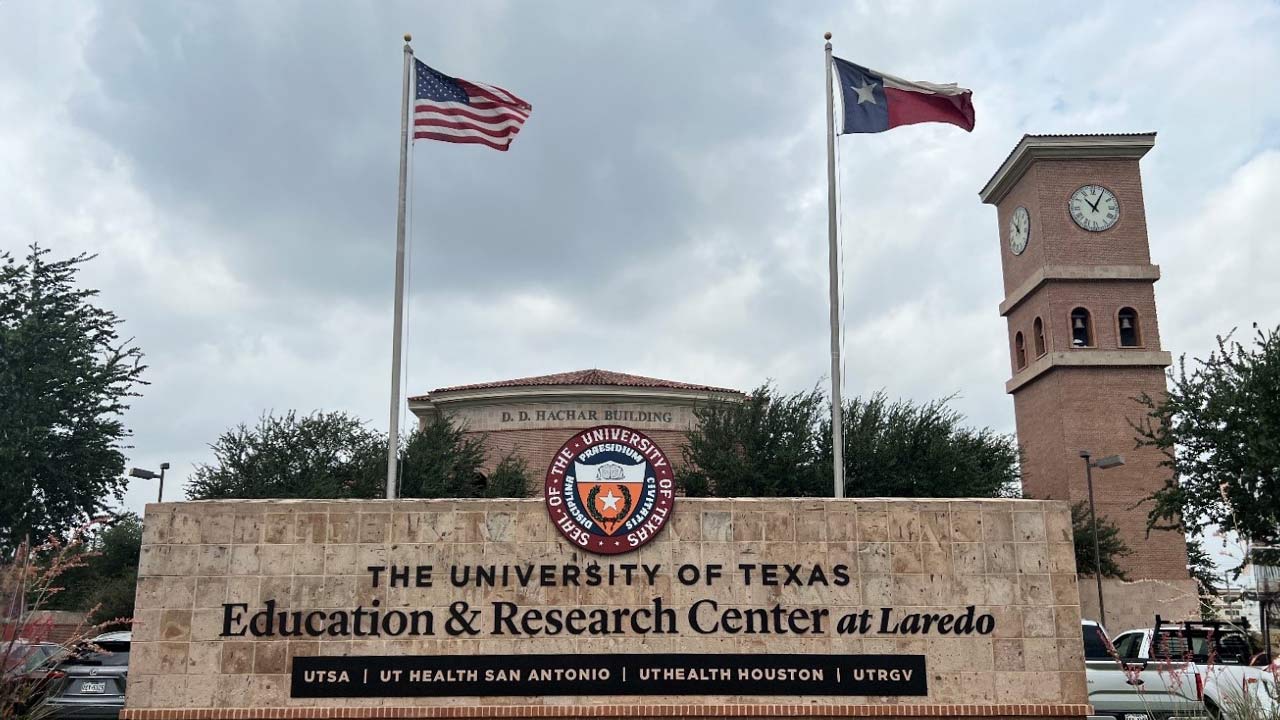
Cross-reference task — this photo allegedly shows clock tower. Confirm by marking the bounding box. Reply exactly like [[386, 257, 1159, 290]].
[[980, 134, 1197, 625]]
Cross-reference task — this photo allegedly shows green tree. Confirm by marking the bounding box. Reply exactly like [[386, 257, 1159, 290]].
[[1135, 325, 1280, 568], [484, 455, 532, 498], [187, 411, 384, 500], [1070, 502, 1130, 579], [1184, 538, 1222, 620], [399, 418, 487, 497], [399, 419, 530, 498], [829, 392, 1021, 499], [1185, 537, 1221, 599], [0, 246, 146, 552], [42, 513, 142, 626], [188, 412, 530, 500], [679, 385, 827, 497], [678, 385, 1020, 498]]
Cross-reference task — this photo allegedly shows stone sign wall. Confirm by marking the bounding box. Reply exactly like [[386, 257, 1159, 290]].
[[123, 497, 1090, 719]]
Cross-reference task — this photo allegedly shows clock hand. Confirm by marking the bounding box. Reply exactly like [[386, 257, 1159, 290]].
[[1086, 190, 1102, 213]]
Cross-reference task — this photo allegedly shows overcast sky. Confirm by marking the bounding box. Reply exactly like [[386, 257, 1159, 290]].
[[2, 2, 1278, 528]]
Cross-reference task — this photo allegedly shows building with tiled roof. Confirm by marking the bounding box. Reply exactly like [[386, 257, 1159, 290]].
[[408, 369, 742, 483]]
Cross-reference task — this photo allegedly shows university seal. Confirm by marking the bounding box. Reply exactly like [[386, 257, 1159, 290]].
[[544, 425, 675, 555]]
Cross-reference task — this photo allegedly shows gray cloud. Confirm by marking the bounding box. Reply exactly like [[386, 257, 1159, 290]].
[[0, 0, 1277, 518]]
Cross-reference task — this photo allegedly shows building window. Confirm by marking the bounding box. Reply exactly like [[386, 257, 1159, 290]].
[[1014, 332, 1027, 370], [1118, 307, 1141, 347], [1070, 307, 1094, 347], [1033, 317, 1046, 357]]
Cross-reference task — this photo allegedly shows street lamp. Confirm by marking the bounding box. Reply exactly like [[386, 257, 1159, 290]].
[[1080, 451, 1125, 629], [129, 462, 170, 503]]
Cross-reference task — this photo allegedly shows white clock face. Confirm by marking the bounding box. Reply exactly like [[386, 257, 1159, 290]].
[[1008, 206, 1030, 255], [1069, 185, 1120, 232]]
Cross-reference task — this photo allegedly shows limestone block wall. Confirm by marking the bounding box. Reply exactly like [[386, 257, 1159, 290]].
[[123, 497, 1090, 720], [1077, 577, 1199, 633]]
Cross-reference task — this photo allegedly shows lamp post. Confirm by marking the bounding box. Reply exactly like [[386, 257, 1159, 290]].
[[129, 462, 170, 503], [1079, 451, 1125, 629]]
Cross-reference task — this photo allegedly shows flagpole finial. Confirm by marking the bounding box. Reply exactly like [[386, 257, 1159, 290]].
[[404, 33, 412, 42], [824, 32, 831, 40]]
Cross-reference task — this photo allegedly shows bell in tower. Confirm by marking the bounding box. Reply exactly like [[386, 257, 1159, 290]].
[[1118, 308, 1141, 347], [1070, 308, 1092, 347]]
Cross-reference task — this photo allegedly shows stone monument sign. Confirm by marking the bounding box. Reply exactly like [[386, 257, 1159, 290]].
[[124, 490, 1088, 718]]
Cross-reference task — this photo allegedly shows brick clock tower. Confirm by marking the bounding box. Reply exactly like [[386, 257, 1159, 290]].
[[980, 134, 1197, 627]]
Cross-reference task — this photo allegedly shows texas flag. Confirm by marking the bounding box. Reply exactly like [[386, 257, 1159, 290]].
[[833, 57, 975, 134]]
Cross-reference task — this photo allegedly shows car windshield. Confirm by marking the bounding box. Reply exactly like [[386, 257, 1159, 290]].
[[70, 641, 130, 667]]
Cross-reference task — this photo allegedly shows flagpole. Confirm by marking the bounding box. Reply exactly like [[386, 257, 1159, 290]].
[[386, 33, 414, 500], [824, 32, 845, 499]]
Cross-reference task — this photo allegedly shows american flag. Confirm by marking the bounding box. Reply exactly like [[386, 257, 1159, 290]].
[[413, 59, 531, 151]]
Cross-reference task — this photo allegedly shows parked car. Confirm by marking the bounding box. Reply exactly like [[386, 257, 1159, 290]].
[[2, 639, 69, 712], [43, 630, 130, 719], [1109, 619, 1278, 720], [1084, 619, 1206, 720], [2, 639, 66, 676]]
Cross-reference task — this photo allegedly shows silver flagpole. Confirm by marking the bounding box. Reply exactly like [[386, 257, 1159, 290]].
[[823, 32, 845, 499], [386, 34, 414, 500]]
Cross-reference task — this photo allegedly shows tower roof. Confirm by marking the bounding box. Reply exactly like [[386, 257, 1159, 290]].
[[410, 369, 741, 400], [979, 132, 1156, 205]]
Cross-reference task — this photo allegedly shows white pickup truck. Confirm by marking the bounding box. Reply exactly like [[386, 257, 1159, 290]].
[[1085, 619, 1278, 720], [1085, 620, 1202, 720]]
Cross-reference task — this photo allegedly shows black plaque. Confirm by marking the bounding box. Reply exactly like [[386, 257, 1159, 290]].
[[291, 653, 927, 697]]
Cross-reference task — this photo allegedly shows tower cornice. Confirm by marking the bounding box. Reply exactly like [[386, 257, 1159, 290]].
[[1005, 350, 1173, 394], [999, 264, 1161, 316], [979, 133, 1157, 205]]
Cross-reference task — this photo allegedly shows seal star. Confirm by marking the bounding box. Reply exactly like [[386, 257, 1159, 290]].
[[600, 489, 622, 511], [851, 80, 878, 105]]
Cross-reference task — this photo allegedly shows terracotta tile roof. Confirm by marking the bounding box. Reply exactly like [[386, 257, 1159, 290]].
[[411, 369, 742, 399]]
